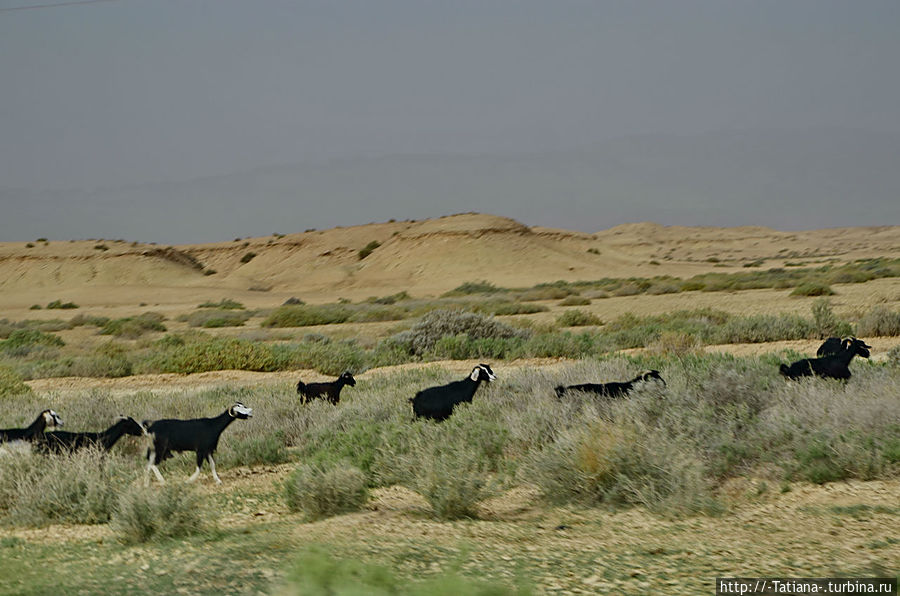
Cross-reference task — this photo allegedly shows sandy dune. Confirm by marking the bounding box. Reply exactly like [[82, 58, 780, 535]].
[[2, 214, 899, 314]]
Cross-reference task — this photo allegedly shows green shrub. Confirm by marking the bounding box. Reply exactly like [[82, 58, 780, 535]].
[[112, 483, 208, 544], [811, 298, 853, 339], [0, 329, 65, 356], [68, 314, 111, 328], [144, 336, 279, 374], [284, 461, 368, 521], [28, 304, 41, 310], [357, 240, 381, 260], [262, 304, 352, 327], [790, 283, 834, 297], [856, 306, 900, 337], [46, 299, 78, 310], [556, 309, 602, 327], [272, 340, 366, 376], [0, 366, 32, 397], [100, 312, 166, 338], [198, 298, 245, 310], [442, 281, 507, 296], [240, 251, 257, 264]]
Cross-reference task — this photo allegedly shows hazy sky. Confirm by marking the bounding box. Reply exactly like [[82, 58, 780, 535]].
[[1, 0, 899, 242]]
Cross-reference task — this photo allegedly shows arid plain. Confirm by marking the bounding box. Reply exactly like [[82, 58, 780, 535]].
[[1, 213, 899, 595]]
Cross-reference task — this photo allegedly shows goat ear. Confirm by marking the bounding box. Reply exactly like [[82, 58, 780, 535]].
[[470, 368, 481, 382]]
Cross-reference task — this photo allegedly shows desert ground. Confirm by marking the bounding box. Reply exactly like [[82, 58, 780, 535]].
[[1, 214, 899, 595]]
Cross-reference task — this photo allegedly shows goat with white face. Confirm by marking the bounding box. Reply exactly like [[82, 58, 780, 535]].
[[144, 403, 252, 485], [0, 409, 63, 444], [410, 364, 496, 422]]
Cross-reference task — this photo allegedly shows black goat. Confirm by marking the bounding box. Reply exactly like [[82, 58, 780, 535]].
[[816, 337, 845, 357], [144, 403, 253, 485], [37, 416, 145, 454], [780, 338, 871, 381], [410, 364, 496, 422], [297, 371, 356, 405], [555, 370, 665, 399], [0, 409, 63, 443]]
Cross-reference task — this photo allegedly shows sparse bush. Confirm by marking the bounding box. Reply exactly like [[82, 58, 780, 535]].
[[395, 310, 531, 357], [856, 306, 900, 337], [556, 309, 602, 327], [240, 251, 257, 264], [28, 304, 41, 310], [559, 295, 591, 306], [143, 336, 278, 374], [443, 281, 506, 296], [284, 461, 368, 521], [364, 291, 411, 305], [198, 298, 245, 310], [179, 309, 251, 328], [112, 483, 208, 544], [790, 283, 834, 297], [283, 297, 305, 305], [407, 439, 498, 520], [68, 313, 110, 328], [357, 240, 381, 260]]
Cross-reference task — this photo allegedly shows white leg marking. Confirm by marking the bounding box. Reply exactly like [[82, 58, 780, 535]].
[[187, 466, 200, 483], [208, 455, 222, 484], [151, 464, 166, 484]]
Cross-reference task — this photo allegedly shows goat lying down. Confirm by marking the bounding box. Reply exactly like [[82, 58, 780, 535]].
[[144, 403, 252, 485], [555, 370, 665, 399], [780, 337, 871, 380]]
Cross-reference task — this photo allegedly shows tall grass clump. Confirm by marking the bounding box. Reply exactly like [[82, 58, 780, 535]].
[[0, 365, 32, 397], [811, 298, 853, 338], [0, 449, 130, 526], [856, 306, 900, 337], [112, 483, 208, 544], [284, 461, 368, 521]]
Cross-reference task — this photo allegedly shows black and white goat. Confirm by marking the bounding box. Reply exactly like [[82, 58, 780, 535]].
[[555, 370, 666, 399], [37, 416, 145, 454], [410, 363, 496, 422], [297, 371, 356, 405], [144, 403, 252, 485], [780, 337, 871, 381], [0, 409, 63, 443]]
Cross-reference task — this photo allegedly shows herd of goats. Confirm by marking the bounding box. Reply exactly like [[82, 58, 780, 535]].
[[0, 335, 873, 485]]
